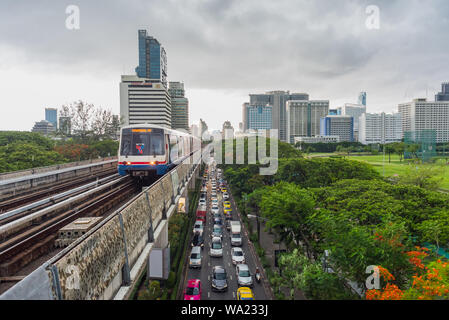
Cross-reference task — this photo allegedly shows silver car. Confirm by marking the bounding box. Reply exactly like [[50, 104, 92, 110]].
[[211, 205, 219, 214], [189, 246, 202, 269], [209, 236, 223, 257], [236, 264, 253, 287], [231, 247, 245, 265], [193, 220, 204, 234]]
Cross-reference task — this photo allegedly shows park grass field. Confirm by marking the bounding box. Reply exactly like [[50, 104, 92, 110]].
[[310, 153, 449, 190]]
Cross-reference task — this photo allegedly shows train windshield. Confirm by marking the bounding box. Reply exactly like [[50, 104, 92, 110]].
[[120, 128, 164, 156]]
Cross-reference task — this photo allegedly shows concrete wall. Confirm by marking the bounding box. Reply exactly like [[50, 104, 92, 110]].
[[0, 159, 117, 199], [0, 157, 117, 181]]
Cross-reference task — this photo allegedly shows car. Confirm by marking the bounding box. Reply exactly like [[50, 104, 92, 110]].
[[211, 192, 217, 198], [231, 247, 245, 265], [221, 188, 228, 193], [211, 225, 223, 238], [191, 232, 204, 250], [211, 266, 228, 292], [184, 279, 202, 300], [223, 207, 232, 215], [237, 287, 254, 300], [189, 246, 202, 269], [223, 192, 230, 200], [223, 201, 231, 207], [199, 199, 206, 206], [214, 217, 223, 226], [211, 205, 219, 214], [200, 192, 207, 200], [236, 264, 253, 287], [193, 220, 204, 234], [209, 236, 223, 257], [212, 212, 221, 219], [226, 220, 232, 231]]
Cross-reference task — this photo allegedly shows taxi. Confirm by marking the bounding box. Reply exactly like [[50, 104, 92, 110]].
[[237, 287, 255, 300], [223, 201, 231, 208], [221, 187, 228, 193], [224, 207, 232, 215], [184, 279, 202, 300]]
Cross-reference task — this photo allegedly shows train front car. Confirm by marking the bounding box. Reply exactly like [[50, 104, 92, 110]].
[[118, 125, 168, 179]]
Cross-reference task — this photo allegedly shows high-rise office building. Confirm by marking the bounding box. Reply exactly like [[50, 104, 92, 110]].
[[135, 29, 168, 88], [341, 103, 366, 142], [246, 105, 272, 131], [358, 113, 402, 145], [45, 108, 58, 130], [435, 82, 449, 101], [120, 75, 171, 127], [286, 100, 329, 144], [249, 91, 309, 142], [398, 98, 449, 143], [320, 115, 354, 142], [169, 82, 189, 132], [358, 92, 367, 106]]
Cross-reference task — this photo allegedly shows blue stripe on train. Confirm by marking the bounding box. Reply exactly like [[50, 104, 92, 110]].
[[118, 164, 171, 176]]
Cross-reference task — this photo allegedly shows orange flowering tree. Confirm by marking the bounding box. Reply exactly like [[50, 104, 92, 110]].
[[366, 246, 449, 300]]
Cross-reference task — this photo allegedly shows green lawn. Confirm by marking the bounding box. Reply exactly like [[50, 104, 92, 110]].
[[342, 154, 449, 190]]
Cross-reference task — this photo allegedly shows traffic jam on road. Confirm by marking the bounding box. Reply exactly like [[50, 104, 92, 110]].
[[183, 160, 266, 300]]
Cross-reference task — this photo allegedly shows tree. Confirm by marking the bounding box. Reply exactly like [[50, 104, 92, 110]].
[[258, 182, 316, 258], [397, 165, 444, 190], [59, 100, 117, 142], [394, 142, 405, 162], [384, 144, 396, 163], [278, 249, 357, 300], [417, 210, 449, 254]]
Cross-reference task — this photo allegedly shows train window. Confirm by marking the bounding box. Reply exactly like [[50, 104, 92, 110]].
[[150, 133, 164, 155], [132, 132, 149, 155], [120, 129, 132, 156]]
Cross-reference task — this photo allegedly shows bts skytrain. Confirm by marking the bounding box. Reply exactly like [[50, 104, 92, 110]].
[[118, 124, 201, 178]]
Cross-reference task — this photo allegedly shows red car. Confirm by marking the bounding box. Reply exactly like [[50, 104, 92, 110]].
[[184, 279, 202, 300], [196, 209, 207, 223]]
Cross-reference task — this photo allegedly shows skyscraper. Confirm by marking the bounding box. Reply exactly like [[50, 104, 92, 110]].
[[398, 98, 449, 143], [120, 75, 171, 127], [135, 29, 167, 88], [286, 100, 329, 144], [169, 82, 189, 131], [45, 108, 58, 130], [247, 105, 272, 131], [249, 91, 309, 142], [435, 82, 449, 101], [358, 113, 402, 145], [358, 92, 367, 106]]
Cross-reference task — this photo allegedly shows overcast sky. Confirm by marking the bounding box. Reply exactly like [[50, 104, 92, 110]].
[[1, 0, 448, 132]]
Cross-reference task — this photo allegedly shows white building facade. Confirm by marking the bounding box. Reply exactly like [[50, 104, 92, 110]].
[[398, 99, 449, 143], [358, 113, 402, 145], [120, 75, 171, 127]]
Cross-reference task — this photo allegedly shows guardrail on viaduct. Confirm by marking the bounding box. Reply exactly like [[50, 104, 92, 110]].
[[0, 150, 203, 300]]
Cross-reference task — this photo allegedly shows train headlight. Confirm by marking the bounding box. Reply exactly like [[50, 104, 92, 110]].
[[149, 161, 156, 165], [125, 161, 131, 166]]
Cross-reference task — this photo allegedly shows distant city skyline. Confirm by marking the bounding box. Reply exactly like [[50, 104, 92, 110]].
[[1, 1, 449, 132]]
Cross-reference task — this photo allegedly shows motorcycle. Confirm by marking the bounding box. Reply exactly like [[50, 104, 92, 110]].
[[255, 268, 261, 283]]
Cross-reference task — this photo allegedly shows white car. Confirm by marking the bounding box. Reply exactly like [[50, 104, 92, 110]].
[[236, 264, 253, 287], [223, 192, 229, 200], [211, 205, 219, 214], [193, 220, 204, 234], [209, 237, 223, 257], [211, 192, 217, 198], [231, 247, 245, 265], [199, 199, 206, 206]]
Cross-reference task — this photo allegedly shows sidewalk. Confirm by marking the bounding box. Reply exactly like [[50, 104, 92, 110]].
[[248, 218, 306, 300]]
